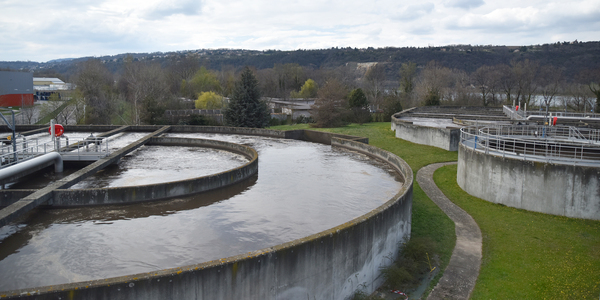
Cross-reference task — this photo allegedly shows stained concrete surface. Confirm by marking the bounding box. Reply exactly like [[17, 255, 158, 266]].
[[0, 134, 403, 293]]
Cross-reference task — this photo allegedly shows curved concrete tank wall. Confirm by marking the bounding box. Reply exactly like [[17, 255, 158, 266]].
[[51, 137, 258, 206], [0, 128, 366, 207], [457, 143, 600, 220], [0, 136, 413, 300], [0, 137, 258, 207], [391, 113, 460, 151]]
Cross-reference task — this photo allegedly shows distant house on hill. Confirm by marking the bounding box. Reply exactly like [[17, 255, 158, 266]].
[[267, 98, 314, 120], [0, 71, 34, 107]]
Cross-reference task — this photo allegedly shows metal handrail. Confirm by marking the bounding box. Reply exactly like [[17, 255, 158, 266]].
[[525, 111, 600, 118], [476, 125, 600, 144], [460, 125, 600, 164], [503, 105, 526, 120], [64, 137, 109, 161], [0, 138, 54, 168], [0, 136, 109, 169]]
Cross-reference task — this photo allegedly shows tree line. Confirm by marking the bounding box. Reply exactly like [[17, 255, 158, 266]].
[[4, 40, 599, 81], [36, 51, 600, 127]]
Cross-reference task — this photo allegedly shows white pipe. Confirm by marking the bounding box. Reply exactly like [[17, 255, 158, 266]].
[[0, 152, 63, 181]]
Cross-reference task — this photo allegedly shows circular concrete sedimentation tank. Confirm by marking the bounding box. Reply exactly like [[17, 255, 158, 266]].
[[390, 106, 513, 151], [457, 125, 600, 220], [0, 126, 413, 300], [389, 106, 600, 220]]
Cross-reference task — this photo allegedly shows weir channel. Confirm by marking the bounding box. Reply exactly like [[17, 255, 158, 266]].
[[0, 128, 409, 298]]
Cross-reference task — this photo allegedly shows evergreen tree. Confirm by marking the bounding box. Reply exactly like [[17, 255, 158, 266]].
[[348, 88, 368, 109], [348, 88, 370, 124], [224, 67, 270, 128]]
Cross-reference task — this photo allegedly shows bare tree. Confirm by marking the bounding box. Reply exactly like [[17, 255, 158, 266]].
[[538, 65, 563, 121], [364, 63, 386, 110], [399, 62, 417, 95], [56, 102, 71, 125], [122, 58, 170, 124], [473, 65, 494, 106], [166, 54, 200, 95], [217, 65, 237, 97], [450, 69, 477, 105], [497, 64, 516, 105], [336, 63, 362, 89], [398, 62, 417, 107], [310, 78, 349, 127], [256, 68, 278, 98], [74, 59, 114, 124], [274, 63, 306, 99], [69, 92, 86, 124], [415, 61, 452, 106], [21, 105, 37, 124], [487, 66, 503, 106], [512, 59, 539, 106], [578, 68, 600, 113], [566, 83, 594, 112]]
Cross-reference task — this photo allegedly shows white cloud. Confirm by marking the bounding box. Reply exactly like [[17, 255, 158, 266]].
[[452, 6, 541, 30], [142, 0, 203, 20], [391, 2, 436, 21], [445, 0, 484, 9], [0, 0, 597, 62], [445, 0, 600, 37]]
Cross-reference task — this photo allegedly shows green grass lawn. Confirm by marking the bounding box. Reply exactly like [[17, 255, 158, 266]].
[[271, 123, 458, 296], [434, 164, 600, 299]]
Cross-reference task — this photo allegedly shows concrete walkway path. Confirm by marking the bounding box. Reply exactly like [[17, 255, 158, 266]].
[[417, 162, 482, 300]]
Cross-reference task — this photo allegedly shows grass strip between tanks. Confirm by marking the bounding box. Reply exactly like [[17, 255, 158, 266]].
[[434, 164, 600, 299]]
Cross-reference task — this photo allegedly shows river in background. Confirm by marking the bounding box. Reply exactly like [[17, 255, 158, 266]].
[[0, 134, 403, 291]]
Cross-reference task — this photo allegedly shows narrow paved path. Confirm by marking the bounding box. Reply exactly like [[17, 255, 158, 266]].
[[417, 162, 482, 300]]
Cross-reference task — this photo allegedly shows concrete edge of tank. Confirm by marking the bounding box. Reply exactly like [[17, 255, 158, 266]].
[[0, 133, 413, 300], [457, 142, 600, 220], [0, 137, 258, 207]]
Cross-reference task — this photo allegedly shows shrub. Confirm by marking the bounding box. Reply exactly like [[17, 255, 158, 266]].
[[381, 237, 437, 290]]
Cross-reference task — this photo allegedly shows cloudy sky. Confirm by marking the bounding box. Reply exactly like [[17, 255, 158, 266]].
[[1, 0, 599, 62]]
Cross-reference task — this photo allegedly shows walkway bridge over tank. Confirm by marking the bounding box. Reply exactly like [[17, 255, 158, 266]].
[[0, 125, 171, 228]]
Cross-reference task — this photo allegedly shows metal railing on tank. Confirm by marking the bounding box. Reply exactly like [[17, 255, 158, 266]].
[[525, 110, 600, 119], [0, 135, 109, 169], [58, 135, 110, 161], [460, 125, 600, 165], [503, 105, 526, 120], [0, 136, 53, 168]]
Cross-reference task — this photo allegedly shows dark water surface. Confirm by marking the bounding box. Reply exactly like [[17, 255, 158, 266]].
[[0, 134, 403, 291]]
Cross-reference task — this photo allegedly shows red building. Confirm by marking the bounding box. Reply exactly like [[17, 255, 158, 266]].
[[0, 71, 34, 107]]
